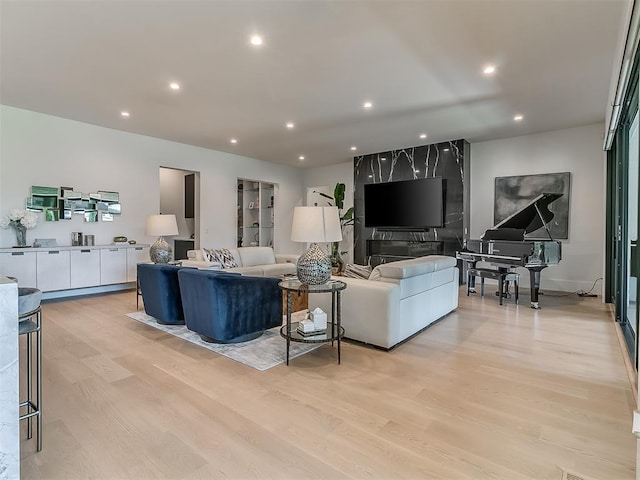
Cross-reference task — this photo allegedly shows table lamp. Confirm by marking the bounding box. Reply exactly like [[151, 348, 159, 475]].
[[291, 206, 342, 284], [146, 214, 179, 263]]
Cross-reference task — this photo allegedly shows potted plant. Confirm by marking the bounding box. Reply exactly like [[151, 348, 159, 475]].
[[314, 183, 354, 273]]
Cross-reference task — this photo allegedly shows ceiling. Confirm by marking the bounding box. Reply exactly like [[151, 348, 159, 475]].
[[0, 0, 628, 168]]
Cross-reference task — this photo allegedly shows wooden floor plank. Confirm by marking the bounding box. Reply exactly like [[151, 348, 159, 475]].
[[18, 287, 636, 479]]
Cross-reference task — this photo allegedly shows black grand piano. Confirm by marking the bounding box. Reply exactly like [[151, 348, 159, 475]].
[[456, 193, 563, 309]]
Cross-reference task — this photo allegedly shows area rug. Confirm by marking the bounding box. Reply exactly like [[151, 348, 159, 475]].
[[125, 311, 321, 371]]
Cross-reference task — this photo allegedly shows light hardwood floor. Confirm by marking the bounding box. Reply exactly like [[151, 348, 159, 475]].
[[19, 287, 636, 479]]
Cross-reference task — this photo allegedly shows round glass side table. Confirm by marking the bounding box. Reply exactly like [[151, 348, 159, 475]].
[[278, 279, 346, 365]]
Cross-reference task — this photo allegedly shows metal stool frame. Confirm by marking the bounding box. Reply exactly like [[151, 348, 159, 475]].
[[19, 305, 42, 452], [467, 267, 519, 305]]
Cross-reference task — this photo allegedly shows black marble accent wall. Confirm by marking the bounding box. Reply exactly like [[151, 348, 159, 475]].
[[354, 139, 470, 266]]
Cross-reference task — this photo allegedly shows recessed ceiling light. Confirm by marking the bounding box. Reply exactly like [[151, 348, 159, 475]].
[[299, 155, 305, 161], [415, 170, 420, 173], [286, 122, 295, 129], [368, 175, 373, 178], [381, 157, 386, 161], [120, 111, 130, 117], [230, 138, 238, 144], [443, 148, 450, 152], [363, 101, 373, 109], [514, 114, 524, 121], [350, 146, 357, 151], [169, 82, 180, 90], [483, 64, 496, 75], [250, 35, 263, 46], [419, 133, 427, 139]]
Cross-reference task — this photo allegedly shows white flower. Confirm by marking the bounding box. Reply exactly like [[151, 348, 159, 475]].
[[8, 209, 23, 221], [0, 209, 38, 230], [21, 211, 38, 229]]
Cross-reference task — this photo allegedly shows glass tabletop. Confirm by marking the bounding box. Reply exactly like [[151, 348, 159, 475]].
[[278, 278, 346, 293]]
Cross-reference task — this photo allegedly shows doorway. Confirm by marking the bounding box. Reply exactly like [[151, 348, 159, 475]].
[[159, 167, 200, 260]]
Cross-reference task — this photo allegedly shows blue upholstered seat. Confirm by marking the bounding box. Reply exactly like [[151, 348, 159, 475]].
[[177, 269, 283, 343], [137, 263, 186, 325]]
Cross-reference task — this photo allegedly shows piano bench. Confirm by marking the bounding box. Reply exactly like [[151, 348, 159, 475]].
[[467, 267, 519, 305]]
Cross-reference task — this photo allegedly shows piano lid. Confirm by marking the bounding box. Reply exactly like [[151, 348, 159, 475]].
[[494, 192, 563, 234]]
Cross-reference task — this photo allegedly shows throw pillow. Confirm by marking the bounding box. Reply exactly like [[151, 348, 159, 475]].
[[201, 248, 217, 262], [343, 263, 372, 280], [201, 248, 238, 268], [216, 248, 238, 268]]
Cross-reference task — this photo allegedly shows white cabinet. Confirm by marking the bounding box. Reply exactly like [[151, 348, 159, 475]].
[[100, 248, 127, 285], [70, 248, 101, 288], [0, 251, 37, 287], [0, 245, 148, 296], [36, 250, 71, 291], [126, 246, 150, 282]]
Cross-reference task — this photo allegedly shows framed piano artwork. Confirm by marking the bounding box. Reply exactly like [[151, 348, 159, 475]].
[[494, 172, 571, 239]]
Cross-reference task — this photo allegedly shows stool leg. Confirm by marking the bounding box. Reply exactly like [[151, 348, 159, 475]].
[[515, 278, 519, 305], [480, 277, 485, 297], [499, 275, 504, 305], [36, 310, 42, 452], [26, 330, 32, 440], [467, 272, 471, 296]]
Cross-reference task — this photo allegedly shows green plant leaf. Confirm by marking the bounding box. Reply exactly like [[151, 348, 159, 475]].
[[333, 183, 346, 210]]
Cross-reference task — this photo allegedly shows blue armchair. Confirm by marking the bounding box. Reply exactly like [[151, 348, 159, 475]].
[[137, 263, 185, 325], [177, 269, 283, 343]]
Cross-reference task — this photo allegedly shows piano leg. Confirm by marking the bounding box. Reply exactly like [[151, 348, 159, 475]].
[[528, 267, 546, 309], [467, 260, 477, 293]]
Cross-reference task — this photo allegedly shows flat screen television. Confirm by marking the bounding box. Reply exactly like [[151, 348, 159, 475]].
[[364, 177, 445, 230]]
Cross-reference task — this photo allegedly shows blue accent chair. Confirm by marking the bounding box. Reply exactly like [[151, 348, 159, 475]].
[[177, 269, 283, 343], [137, 263, 186, 325]]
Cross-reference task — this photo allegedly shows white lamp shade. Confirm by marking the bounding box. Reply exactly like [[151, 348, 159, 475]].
[[291, 206, 342, 243], [145, 214, 179, 236]]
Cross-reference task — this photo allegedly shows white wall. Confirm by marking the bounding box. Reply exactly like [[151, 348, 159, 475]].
[[303, 162, 354, 263], [470, 123, 606, 293], [0, 106, 305, 254]]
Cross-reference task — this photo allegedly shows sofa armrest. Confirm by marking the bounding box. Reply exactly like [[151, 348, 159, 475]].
[[276, 254, 300, 264]]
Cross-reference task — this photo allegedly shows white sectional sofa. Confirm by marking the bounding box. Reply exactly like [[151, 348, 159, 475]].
[[310, 255, 459, 349], [182, 246, 299, 277]]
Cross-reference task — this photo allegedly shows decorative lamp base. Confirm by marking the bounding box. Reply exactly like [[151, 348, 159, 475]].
[[296, 243, 331, 285], [150, 236, 172, 264]]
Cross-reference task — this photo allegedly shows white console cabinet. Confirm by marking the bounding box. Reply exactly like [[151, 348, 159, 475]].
[[0, 244, 149, 297]]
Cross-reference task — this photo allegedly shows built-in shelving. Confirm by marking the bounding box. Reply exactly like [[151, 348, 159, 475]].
[[237, 179, 275, 248]]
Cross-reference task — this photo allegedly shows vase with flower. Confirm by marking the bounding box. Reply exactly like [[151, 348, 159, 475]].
[[0, 209, 39, 247]]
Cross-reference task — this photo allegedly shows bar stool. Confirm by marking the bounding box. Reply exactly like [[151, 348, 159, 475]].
[[18, 287, 42, 452]]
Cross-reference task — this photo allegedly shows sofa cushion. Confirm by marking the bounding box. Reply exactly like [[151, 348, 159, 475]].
[[238, 247, 276, 267], [371, 255, 456, 280]]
